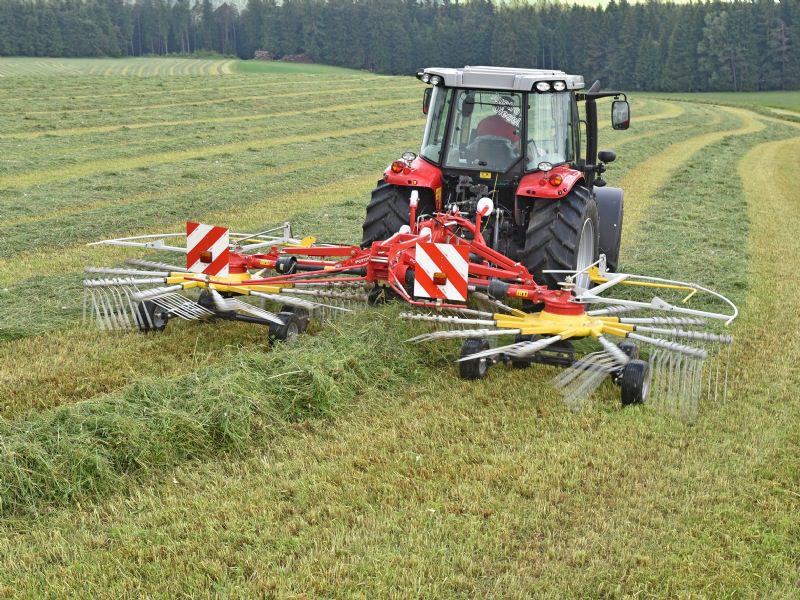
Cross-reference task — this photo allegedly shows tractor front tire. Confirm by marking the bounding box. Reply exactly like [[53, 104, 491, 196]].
[[361, 184, 432, 246], [522, 186, 599, 290]]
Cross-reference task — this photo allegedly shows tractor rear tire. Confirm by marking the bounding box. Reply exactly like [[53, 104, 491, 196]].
[[361, 184, 433, 246], [522, 186, 599, 290]]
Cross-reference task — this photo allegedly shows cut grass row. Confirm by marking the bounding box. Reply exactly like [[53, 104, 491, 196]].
[[0, 57, 239, 78], [11, 81, 417, 119], [0, 173, 402, 413], [1, 95, 418, 142], [0, 117, 423, 190], [0, 109, 798, 596], [618, 104, 764, 246], [0, 74, 387, 106]]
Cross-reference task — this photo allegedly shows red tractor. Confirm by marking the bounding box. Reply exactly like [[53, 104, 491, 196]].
[[362, 66, 630, 289]]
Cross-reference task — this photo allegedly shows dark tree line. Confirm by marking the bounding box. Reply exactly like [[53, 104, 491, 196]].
[[1, 0, 799, 92]]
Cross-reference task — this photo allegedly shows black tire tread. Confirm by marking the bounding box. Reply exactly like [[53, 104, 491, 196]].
[[361, 184, 433, 245], [521, 186, 598, 289]]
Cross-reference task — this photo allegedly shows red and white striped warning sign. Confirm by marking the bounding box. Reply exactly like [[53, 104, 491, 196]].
[[413, 242, 469, 301], [186, 221, 230, 276]]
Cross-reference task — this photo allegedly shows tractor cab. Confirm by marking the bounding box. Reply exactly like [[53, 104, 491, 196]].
[[362, 66, 630, 288], [421, 79, 577, 178]]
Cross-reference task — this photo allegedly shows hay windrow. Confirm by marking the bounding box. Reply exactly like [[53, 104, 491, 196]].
[[0, 308, 446, 515]]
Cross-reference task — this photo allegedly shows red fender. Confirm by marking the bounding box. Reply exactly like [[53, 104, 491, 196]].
[[382, 157, 444, 210], [516, 164, 584, 200]]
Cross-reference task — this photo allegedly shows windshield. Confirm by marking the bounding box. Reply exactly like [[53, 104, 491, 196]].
[[526, 91, 573, 170], [443, 90, 522, 172], [420, 86, 452, 164]]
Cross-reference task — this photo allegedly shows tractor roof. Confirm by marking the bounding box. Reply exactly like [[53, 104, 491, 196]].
[[418, 66, 584, 92]]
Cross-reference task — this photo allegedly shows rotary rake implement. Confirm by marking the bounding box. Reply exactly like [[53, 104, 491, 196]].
[[83, 197, 736, 420]]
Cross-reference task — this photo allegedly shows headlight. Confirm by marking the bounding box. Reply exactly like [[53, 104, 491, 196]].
[[430, 75, 442, 86], [538, 161, 553, 173], [553, 81, 566, 91], [421, 74, 431, 84], [535, 81, 551, 92], [401, 151, 417, 164]]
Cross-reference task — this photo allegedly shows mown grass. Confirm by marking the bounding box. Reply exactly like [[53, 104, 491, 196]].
[[0, 57, 237, 77], [653, 90, 800, 113], [233, 59, 364, 76], [2, 63, 798, 595]]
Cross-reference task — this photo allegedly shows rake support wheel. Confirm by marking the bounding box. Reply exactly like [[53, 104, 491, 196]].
[[459, 338, 491, 380], [269, 312, 302, 343], [136, 300, 169, 333], [620, 359, 651, 406], [522, 185, 599, 290]]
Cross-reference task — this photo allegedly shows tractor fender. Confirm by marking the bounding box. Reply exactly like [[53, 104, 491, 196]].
[[383, 156, 444, 210], [594, 186, 624, 273], [516, 165, 584, 200]]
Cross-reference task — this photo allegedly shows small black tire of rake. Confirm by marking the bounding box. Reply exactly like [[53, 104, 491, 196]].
[[511, 334, 537, 369], [279, 305, 310, 333], [136, 300, 168, 333], [459, 338, 491, 380], [618, 341, 639, 360], [620, 359, 651, 406], [268, 312, 302, 343]]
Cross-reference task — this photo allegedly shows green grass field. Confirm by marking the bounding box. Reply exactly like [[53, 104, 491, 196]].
[[0, 57, 799, 596]]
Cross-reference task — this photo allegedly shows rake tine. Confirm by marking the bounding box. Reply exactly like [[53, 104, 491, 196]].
[[597, 335, 632, 367], [208, 290, 283, 325], [99, 287, 123, 330], [108, 285, 132, 329], [127, 258, 188, 272], [586, 305, 641, 317], [457, 334, 562, 363], [400, 312, 496, 328], [283, 288, 369, 303], [83, 277, 165, 287], [249, 291, 319, 312], [85, 267, 171, 277], [620, 317, 706, 326], [556, 352, 618, 410], [626, 333, 708, 359], [406, 328, 520, 344], [442, 306, 495, 319], [631, 326, 732, 344], [472, 292, 514, 314], [132, 284, 185, 302], [553, 352, 600, 388]]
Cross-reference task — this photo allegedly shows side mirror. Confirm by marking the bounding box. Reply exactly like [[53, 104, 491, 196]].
[[611, 100, 630, 130], [598, 150, 616, 163], [422, 88, 432, 115]]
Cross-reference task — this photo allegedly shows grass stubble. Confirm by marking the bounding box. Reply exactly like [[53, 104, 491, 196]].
[[0, 62, 798, 595]]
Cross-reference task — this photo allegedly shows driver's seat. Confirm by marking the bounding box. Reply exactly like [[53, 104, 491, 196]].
[[468, 135, 517, 171]]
